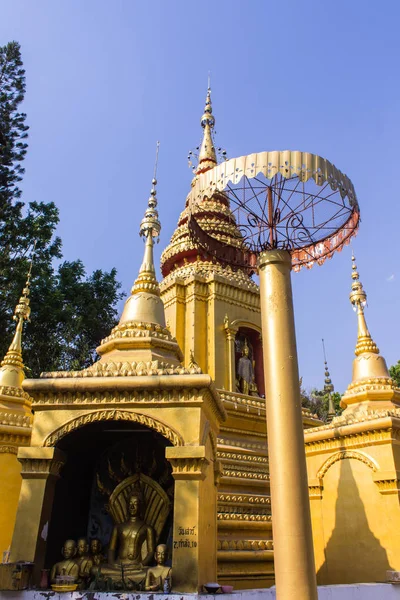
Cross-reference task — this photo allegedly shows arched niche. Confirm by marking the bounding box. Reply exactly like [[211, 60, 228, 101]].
[[233, 323, 264, 396], [45, 419, 174, 571]]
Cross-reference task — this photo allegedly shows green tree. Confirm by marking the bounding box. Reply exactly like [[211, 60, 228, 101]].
[[0, 41, 28, 211], [0, 41, 124, 377], [389, 361, 400, 387]]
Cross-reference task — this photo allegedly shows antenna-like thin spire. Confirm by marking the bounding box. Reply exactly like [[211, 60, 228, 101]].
[[153, 140, 160, 182], [322, 338, 335, 422]]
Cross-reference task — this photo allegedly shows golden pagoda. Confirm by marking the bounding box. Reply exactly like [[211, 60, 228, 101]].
[[0, 90, 324, 592], [305, 255, 400, 584]]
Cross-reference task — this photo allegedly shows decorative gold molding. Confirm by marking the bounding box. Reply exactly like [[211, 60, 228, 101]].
[[218, 505, 271, 517], [41, 357, 200, 379], [374, 478, 400, 495], [0, 412, 31, 429], [19, 450, 66, 479], [0, 445, 18, 455], [306, 428, 395, 455], [0, 433, 30, 445], [217, 539, 273, 551], [33, 388, 208, 407], [44, 409, 184, 448], [217, 451, 268, 465], [217, 437, 267, 451], [308, 485, 323, 500], [218, 493, 270, 506], [317, 450, 378, 480], [217, 512, 272, 522], [168, 456, 209, 480], [306, 407, 400, 435], [0, 386, 31, 400], [222, 464, 269, 481]]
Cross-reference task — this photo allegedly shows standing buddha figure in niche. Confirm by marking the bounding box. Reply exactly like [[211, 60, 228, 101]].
[[237, 339, 255, 395], [95, 490, 155, 586], [50, 539, 79, 584]]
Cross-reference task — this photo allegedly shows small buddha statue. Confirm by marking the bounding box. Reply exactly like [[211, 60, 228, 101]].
[[76, 537, 93, 589], [237, 339, 254, 395], [90, 538, 106, 566], [50, 539, 79, 584], [95, 489, 155, 587], [144, 544, 171, 592]]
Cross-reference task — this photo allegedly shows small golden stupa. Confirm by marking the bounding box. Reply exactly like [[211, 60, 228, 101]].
[[0, 270, 34, 561], [305, 255, 400, 585]]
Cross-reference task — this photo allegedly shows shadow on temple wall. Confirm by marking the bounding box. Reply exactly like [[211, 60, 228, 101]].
[[317, 455, 393, 584]]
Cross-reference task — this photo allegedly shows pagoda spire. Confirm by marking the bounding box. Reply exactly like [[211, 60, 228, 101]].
[[340, 253, 400, 413], [118, 142, 166, 327], [93, 142, 184, 370], [349, 253, 382, 360], [322, 339, 335, 422], [131, 141, 161, 297], [196, 85, 217, 175], [0, 263, 33, 389]]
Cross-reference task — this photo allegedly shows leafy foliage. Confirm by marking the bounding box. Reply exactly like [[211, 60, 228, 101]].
[[0, 41, 124, 377], [389, 361, 400, 388]]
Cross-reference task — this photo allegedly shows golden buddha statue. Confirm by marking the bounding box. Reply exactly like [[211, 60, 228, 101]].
[[95, 490, 155, 587], [50, 539, 79, 584], [90, 538, 105, 566], [237, 339, 254, 395], [76, 537, 93, 589], [144, 544, 171, 592]]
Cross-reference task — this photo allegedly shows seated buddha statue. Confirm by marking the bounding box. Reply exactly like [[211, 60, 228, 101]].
[[144, 544, 171, 591], [50, 539, 79, 584], [76, 537, 93, 589], [90, 538, 106, 566], [95, 490, 155, 586]]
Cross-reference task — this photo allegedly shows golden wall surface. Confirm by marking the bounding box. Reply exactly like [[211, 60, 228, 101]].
[[0, 387, 33, 558], [305, 411, 400, 584]]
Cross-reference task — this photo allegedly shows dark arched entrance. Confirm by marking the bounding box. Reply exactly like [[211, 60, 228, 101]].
[[45, 420, 173, 569]]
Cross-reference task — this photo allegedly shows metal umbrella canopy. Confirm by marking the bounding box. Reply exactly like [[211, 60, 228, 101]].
[[187, 150, 359, 271]]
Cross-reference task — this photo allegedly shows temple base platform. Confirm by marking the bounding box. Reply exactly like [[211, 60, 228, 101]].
[[1, 584, 400, 600]]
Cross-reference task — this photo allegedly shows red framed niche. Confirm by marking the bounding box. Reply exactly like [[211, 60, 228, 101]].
[[234, 326, 265, 397]]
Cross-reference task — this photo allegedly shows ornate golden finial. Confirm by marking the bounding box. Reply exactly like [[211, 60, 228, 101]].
[[0, 247, 35, 389], [131, 142, 162, 297], [349, 253, 379, 356], [340, 253, 397, 412], [117, 144, 167, 328], [322, 338, 335, 422], [196, 85, 217, 175]]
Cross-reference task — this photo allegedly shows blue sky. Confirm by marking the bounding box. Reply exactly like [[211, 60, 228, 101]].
[[1, 0, 399, 393]]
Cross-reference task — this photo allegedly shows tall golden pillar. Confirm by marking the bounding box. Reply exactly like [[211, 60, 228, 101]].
[[258, 249, 317, 600]]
